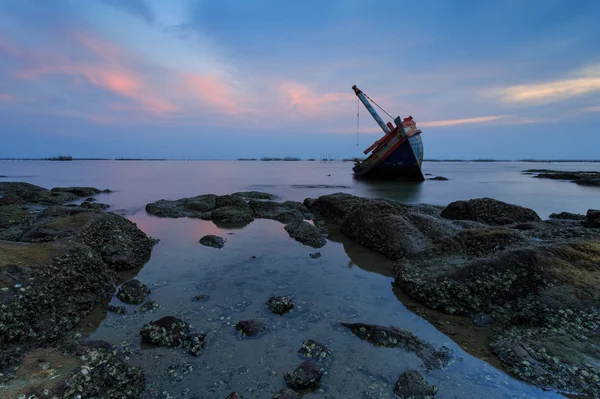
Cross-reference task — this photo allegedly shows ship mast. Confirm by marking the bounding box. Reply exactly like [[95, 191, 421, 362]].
[[352, 85, 391, 135]]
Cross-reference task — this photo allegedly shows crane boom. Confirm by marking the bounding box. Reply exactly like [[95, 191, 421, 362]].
[[352, 85, 391, 135]]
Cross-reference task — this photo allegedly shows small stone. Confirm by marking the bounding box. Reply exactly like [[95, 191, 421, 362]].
[[117, 279, 150, 304], [140, 316, 190, 347], [272, 388, 299, 398], [309, 252, 321, 259], [235, 319, 266, 337], [192, 294, 210, 301], [199, 235, 226, 248], [182, 332, 207, 356], [140, 300, 160, 312], [394, 370, 438, 398], [298, 339, 330, 359], [106, 304, 127, 314], [266, 296, 294, 315], [284, 360, 323, 390], [428, 176, 448, 181]]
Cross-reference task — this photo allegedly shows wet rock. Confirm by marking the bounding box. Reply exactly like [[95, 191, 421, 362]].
[[266, 296, 294, 315], [80, 201, 110, 211], [341, 323, 451, 370], [0, 193, 28, 205], [298, 339, 330, 359], [307, 192, 369, 224], [106, 304, 127, 314], [199, 234, 226, 248], [472, 313, 494, 327], [140, 316, 190, 347], [429, 176, 448, 181], [309, 252, 321, 259], [84, 197, 96, 202], [117, 279, 150, 304], [225, 393, 242, 399], [211, 206, 254, 225], [549, 211, 586, 220], [249, 200, 311, 223], [0, 204, 33, 229], [524, 169, 600, 187], [0, 182, 79, 204], [273, 388, 299, 398], [192, 294, 210, 301], [284, 221, 326, 248], [182, 332, 207, 356], [394, 370, 438, 399], [584, 209, 600, 228], [232, 191, 277, 200], [140, 299, 160, 312], [145, 194, 217, 217], [440, 198, 541, 225], [235, 319, 266, 337], [51, 186, 106, 197], [284, 360, 323, 390]]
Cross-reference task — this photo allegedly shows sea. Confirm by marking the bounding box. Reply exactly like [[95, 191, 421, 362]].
[[1, 160, 599, 399]]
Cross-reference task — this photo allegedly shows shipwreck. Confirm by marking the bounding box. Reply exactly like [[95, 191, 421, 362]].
[[352, 85, 424, 181]]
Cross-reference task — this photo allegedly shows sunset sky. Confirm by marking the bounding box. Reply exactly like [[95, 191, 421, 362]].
[[1, 0, 599, 159]]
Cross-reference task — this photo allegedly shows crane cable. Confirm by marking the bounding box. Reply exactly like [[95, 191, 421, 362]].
[[363, 92, 394, 120], [356, 97, 359, 146]]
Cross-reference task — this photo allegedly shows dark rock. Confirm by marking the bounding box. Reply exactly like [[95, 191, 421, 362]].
[[0, 182, 78, 204], [232, 191, 276, 200], [84, 197, 96, 202], [429, 176, 448, 181], [192, 294, 210, 301], [341, 323, 451, 370], [106, 304, 127, 314], [273, 388, 299, 398], [145, 194, 217, 217], [309, 252, 321, 259], [524, 169, 600, 187], [284, 360, 323, 390], [139, 299, 160, 312], [0, 193, 27, 205], [585, 209, 600, 228], [80, 201, 110, 211], [394, 370, 438, 399], [249, 200, 311, 223], [211, 206, 254, 225], [225, 393, 242, 399], [549, 211, 586, 220], [0, 204, 33, 229], [215, 194, 250, 209], [424, 173, 433, 176], [182, 332, 207, 356], [307, 192, 369, 224], [50, 186, 104, 197], [472, 313, 494, 327], [117, 279, 150, 304], [199, 234, 226, 248], [284, 221, 326, 248], [266, 296, 294, 315], [235, 319, 266, 337], [145, 199, 188, 218], [298, 339, 330, 359], [140, 316, 190, 347], [441, 198, 541, 225]]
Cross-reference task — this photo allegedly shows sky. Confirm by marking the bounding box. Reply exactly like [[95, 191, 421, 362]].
[[1, 0, 599, 160]]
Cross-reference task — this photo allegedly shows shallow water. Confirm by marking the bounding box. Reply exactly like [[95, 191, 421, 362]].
[[2, 160, 598, 398]]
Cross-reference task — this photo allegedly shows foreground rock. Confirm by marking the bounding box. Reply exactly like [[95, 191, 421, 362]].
[[235, 319, 266, 337], [266, 295, 294, 315], [3, 342, 145, 399], [284, 360, 323, 390], [117, 279, 150, 304], [199, 234, 226, 248], [342, 323, 451, 370], [524, 169, 600, 187], [307, 193, 600, 396], [284, 221, 326, 248], [298, 339, 330, 360], [394, 370, 438, 399], [585, 209, 600, 228], [140, 316, 191, 347]]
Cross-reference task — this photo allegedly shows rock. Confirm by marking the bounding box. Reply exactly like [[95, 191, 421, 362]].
[[50, 186, 104, 197], [80, 201, 110, 211], [298, 339, 330, 359], [106, 304, 127, 314], [235, 319, 266, 337], [0, 193, 28, 205], [0, 182, 78, 204], [549, 211, 586, 220], [284, 221, 326, 248], [117, 279, 150, 304], [307, 192, 369, 224], [524, 169, 600, 187], [472, 313, 494, 327], [440, 198, 541, 225], [341, 323, 451, 370], [192, 294, 210, 301], [211, 206, 254, 225], [225, 393, 242, 399], [309, 252, 321, 259], [428, 176, 448, 181], [139, 299, 160, 312], [266, 296, 294, 315], [0, 204, 33, 229], [284, 360, 323, 390], [140, 316, 190, 347], [394, 370, 438, 399], [145, 194, 217, 218], [249, 200, 311, 223], [182, 332, 207, 356], [273, 388, 299, 398], [199, 234, 226, 248], [232, 191, 276, 200], [84, 197, 96, 202], [584, 209, 600, 228]]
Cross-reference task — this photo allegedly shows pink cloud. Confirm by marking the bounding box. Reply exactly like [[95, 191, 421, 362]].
[[182, 73, 238, 115], [421, 115, 507, 127], [0, 93, 16, 102], [278, 81, 354, 116]]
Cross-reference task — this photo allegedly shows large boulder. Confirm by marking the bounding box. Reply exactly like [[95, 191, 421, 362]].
[[585, 209, 600, 228], [51, 186, 108, 197], [394, 370, 438, 398], [284, 221, 326, 248], [284, 360, 323, 390], [116, 279, 150, 304], [140, 316, 190, 347], [440, 198, 541, 225], [248, 200, 311, 223]]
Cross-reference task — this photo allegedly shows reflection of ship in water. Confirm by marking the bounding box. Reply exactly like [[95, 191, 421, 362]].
[[354, 178, 424, 204], [325, 225, 395, 277]]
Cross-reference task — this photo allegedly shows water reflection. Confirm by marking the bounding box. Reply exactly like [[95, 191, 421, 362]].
[[353, 177, 423, 203]]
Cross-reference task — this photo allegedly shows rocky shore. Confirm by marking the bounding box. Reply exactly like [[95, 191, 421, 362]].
[[523, 168, 600, 187], [0, 182, 156, 398], [305, 193, 600, 397]]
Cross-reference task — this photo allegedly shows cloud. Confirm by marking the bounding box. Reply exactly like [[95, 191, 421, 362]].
[[278, 81, 354, 117], [491, 63, 600, 105], [182, 73, 238, 115], [583, 105, 600, 113], [421, 115, 507, 128], [0, 94, 16, 101]]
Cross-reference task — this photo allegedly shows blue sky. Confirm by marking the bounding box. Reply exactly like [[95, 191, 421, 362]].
[[1, 0, 599, 159]]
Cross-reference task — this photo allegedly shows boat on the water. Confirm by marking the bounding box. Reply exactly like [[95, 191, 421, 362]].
[[352, 85, 424, 181]]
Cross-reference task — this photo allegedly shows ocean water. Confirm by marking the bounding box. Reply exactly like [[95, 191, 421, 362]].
[[2, 160, 599, 399]]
